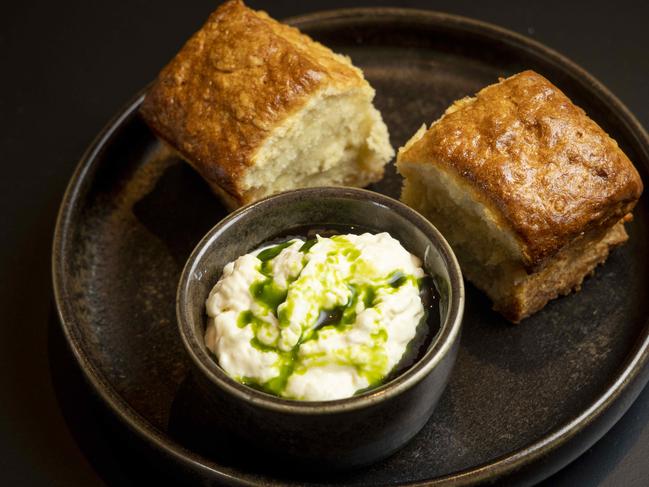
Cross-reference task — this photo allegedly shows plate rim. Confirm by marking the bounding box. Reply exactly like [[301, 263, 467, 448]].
[[52, 7, 649, 486]]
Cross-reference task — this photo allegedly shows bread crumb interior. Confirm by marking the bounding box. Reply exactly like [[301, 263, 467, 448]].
[[242, 87, 393, 200]]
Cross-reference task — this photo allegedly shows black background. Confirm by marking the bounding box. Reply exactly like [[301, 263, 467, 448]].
[[2, 1, 649, 485]]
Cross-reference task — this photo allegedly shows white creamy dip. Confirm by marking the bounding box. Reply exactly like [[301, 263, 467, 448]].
[[204, 232, 426, 401]]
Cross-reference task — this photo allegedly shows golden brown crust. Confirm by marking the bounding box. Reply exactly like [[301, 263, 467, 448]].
[[140, 0, 366, 206], [398, 70, 643, 268]]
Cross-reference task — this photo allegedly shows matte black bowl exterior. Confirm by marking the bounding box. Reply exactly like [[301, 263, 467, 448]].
[[176, 187, 464, 469]]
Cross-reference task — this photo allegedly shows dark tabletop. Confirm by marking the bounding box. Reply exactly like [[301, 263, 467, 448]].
[[2, 1, 648, 485]]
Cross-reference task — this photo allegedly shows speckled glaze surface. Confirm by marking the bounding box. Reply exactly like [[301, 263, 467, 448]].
[[52, 8, 649, 486], [176, 187, 463, 470]]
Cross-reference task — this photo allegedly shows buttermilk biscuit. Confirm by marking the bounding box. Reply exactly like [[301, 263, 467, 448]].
[[141, 0, 393, 208], [397, 70, 643, 322]]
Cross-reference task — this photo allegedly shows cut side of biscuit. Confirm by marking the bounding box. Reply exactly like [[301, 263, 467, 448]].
[[140, 0, 393, 209], [240, 86, 392, 203], [398, 70, 642, 322]]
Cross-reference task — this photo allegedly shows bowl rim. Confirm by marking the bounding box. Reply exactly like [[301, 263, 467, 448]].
[[176, 186, 465, 414]]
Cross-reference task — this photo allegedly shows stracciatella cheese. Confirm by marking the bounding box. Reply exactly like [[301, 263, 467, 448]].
[[204, 232, 426, 401]]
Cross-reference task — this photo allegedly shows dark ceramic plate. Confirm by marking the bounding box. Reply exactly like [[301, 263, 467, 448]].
[[53, 8, 649, 486]]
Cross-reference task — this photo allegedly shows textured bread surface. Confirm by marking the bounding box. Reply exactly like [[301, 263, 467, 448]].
[[141, 0, 393, 207], [398, 70, 643, 322], [398, 70, 642, 268]]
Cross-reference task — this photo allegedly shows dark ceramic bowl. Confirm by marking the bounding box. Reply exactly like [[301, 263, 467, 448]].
[[176, 186, 464, 470]]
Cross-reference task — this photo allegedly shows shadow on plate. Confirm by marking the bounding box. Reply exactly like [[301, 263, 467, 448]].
[[49, 305, 203, 486], [167, 371, 396, 483], [132, 161, 229, 266]]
